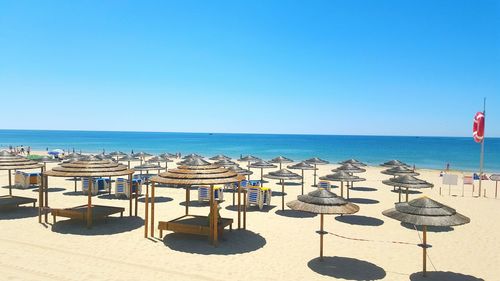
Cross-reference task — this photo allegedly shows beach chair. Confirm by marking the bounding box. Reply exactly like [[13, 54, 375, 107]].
[[82, 177, 99, 195], [249, 180, 262, 187], [14, 171, 30, 189], [131, 179, 142, 197], [246, 187, 260, 208], [318, 181, 331, 191], [94, 178, 111, 193], [198, 185, 224, 202], [28, 173, 41, 186], [115, 178, 128, 198]]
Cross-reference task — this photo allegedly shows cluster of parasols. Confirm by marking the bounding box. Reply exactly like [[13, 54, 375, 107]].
[[0, 150, 482, 278]]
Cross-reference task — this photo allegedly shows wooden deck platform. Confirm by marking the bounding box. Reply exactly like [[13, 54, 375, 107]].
[[51, 204, 125, 224], [158, 215, 233, 238], [0, 195, 37, 209]]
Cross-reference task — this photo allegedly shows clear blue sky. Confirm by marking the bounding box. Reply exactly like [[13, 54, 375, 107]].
[[0, 0, 498, 136]]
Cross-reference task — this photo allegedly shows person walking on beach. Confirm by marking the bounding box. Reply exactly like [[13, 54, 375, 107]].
[[27, 146, 31, 155]]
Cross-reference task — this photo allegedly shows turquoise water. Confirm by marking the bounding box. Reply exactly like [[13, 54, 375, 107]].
[[1, 130, 499, 172]]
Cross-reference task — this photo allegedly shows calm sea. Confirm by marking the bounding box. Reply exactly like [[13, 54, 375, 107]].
[[1, 130, 499, 172]]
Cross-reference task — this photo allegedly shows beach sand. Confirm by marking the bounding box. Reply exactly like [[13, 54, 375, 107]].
[[0, 153, 498, 281]]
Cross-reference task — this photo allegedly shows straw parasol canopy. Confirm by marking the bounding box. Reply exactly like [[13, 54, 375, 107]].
[[381, 166, 420, 177], [320, 171, 365, 199], [147, 156, 173, 171], [0, 151, 43, 171], [0, 151, 44, 195], [228, 166, 253, 176], [45, 158, 134, 178], [249, 160, 277, 183], [134, 162, 162, 172], [177, 157, 212, 167], [270, 156, 293, 169], [214, 159, 238, 168], [339, 159, 367, 166], [63, 152, 82, 159], [288, 161, 316, 195], [133, 152, 152, 158], [305, 157, 330, 187], [287, 189, 359, 261], [159, 153, 176, 159], [381, 159, 409, 167], [109, 151, 127, 157], [264, 169, 302, 210], [118, 154, 140, 169], [383, 197, 470, 276], [36, 156, 60, 164], [210, 154, 231, 161], [333, 163, 366, 174], [240, 155, 261, 180], [182, 153, 203, 159], [383, 175, 433, 202]]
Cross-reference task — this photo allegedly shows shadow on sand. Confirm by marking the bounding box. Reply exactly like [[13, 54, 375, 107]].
[[401, 222, 454, 233], [349, 198, 380, 204], [225, 204, 276, 213], [0, 207, 38, 220], [138, 196, 173, 203], [409, 271, 484, 281], [32, 187, 66, 193], [62, 191, 85, 196], [274, 182, 302, 186], [335, 215, 384, 226], [179, 201, 209, 208], [308, 256, 386, 280], [275, 209, 317, 218], [162, 229, 266, 255], [351, 186, 377, 192], [51, 216, 144, 235], [391, 189, 422, 195]]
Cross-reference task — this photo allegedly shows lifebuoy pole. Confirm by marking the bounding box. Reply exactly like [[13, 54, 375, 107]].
[[479, 98, 486, 197]]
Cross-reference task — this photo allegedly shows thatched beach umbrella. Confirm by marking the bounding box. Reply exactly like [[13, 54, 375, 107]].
[[36, 156, 60, 168], [147, 156, 173, 172], [264, 169, 302, 210], [334, 163, 366, 193], [270, 156, 293, 169], [149, 162, 239, 245], [383, 175, 433, 202], [210, 154, 231, 161], [381, 166, 420, 177], [320, 171, 365, 199], [118, 154, 140, 169], [288, 161, 316, 195], [381, 159, 409, 167], [182, 153, 203, 159], [249, 160, 277, 183], [0, 151, 43, 206], [132, 152, 152, 164], [305, 157, 329, 187], [214, 159, 238, 168], [287, 189, 359, 260], [383, 197, 470, 277], [490, 174, 500, 198], [159, 153, 176, 159], [339, 159, 367, 167], [109, 151, 127, 161], [43, 158, 135, 227], [240, 155, 261, 180]]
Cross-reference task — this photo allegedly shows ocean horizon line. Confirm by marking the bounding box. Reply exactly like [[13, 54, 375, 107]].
[[1, 128, 498, 139]]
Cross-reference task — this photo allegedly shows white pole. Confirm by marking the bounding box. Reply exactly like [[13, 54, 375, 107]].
[[478, 98, 486, 197]]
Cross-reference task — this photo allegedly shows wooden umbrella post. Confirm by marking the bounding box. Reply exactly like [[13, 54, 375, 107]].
[[341, 181, 344, 197], [8, 169, 12, 196], [313, 164, 317, 186], [301, 169, 304, 195], [399, 186, 402, 202], [237, 180, 241, 229], [243, 188, 247, 229], [347, 181, 350, 199], [87, 177, 92, 229], [38, 173, 43, 223], [144, 180, 149, 238], [150, 181, 155, 237], [496, 181, 498, 199], [320, 214, 324, 261], [423, 225, 427, 277], [406, 187, 409, 202], [213, 185, 219, 247], [232, 182, 235, 206], [44, 176, 49, 223], [281, 181, 285, 211], [74, 177, 77, 192], [185, 186, 190, 215], [128, 174, 133, 216], [165, 161, 168, 172], [260, 168, 263, 183]]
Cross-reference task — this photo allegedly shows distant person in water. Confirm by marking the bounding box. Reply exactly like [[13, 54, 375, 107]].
[[446, 163, 450, 171]]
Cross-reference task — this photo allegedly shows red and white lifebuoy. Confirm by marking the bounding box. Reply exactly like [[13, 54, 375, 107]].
[[473, 112, 485, 143]]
